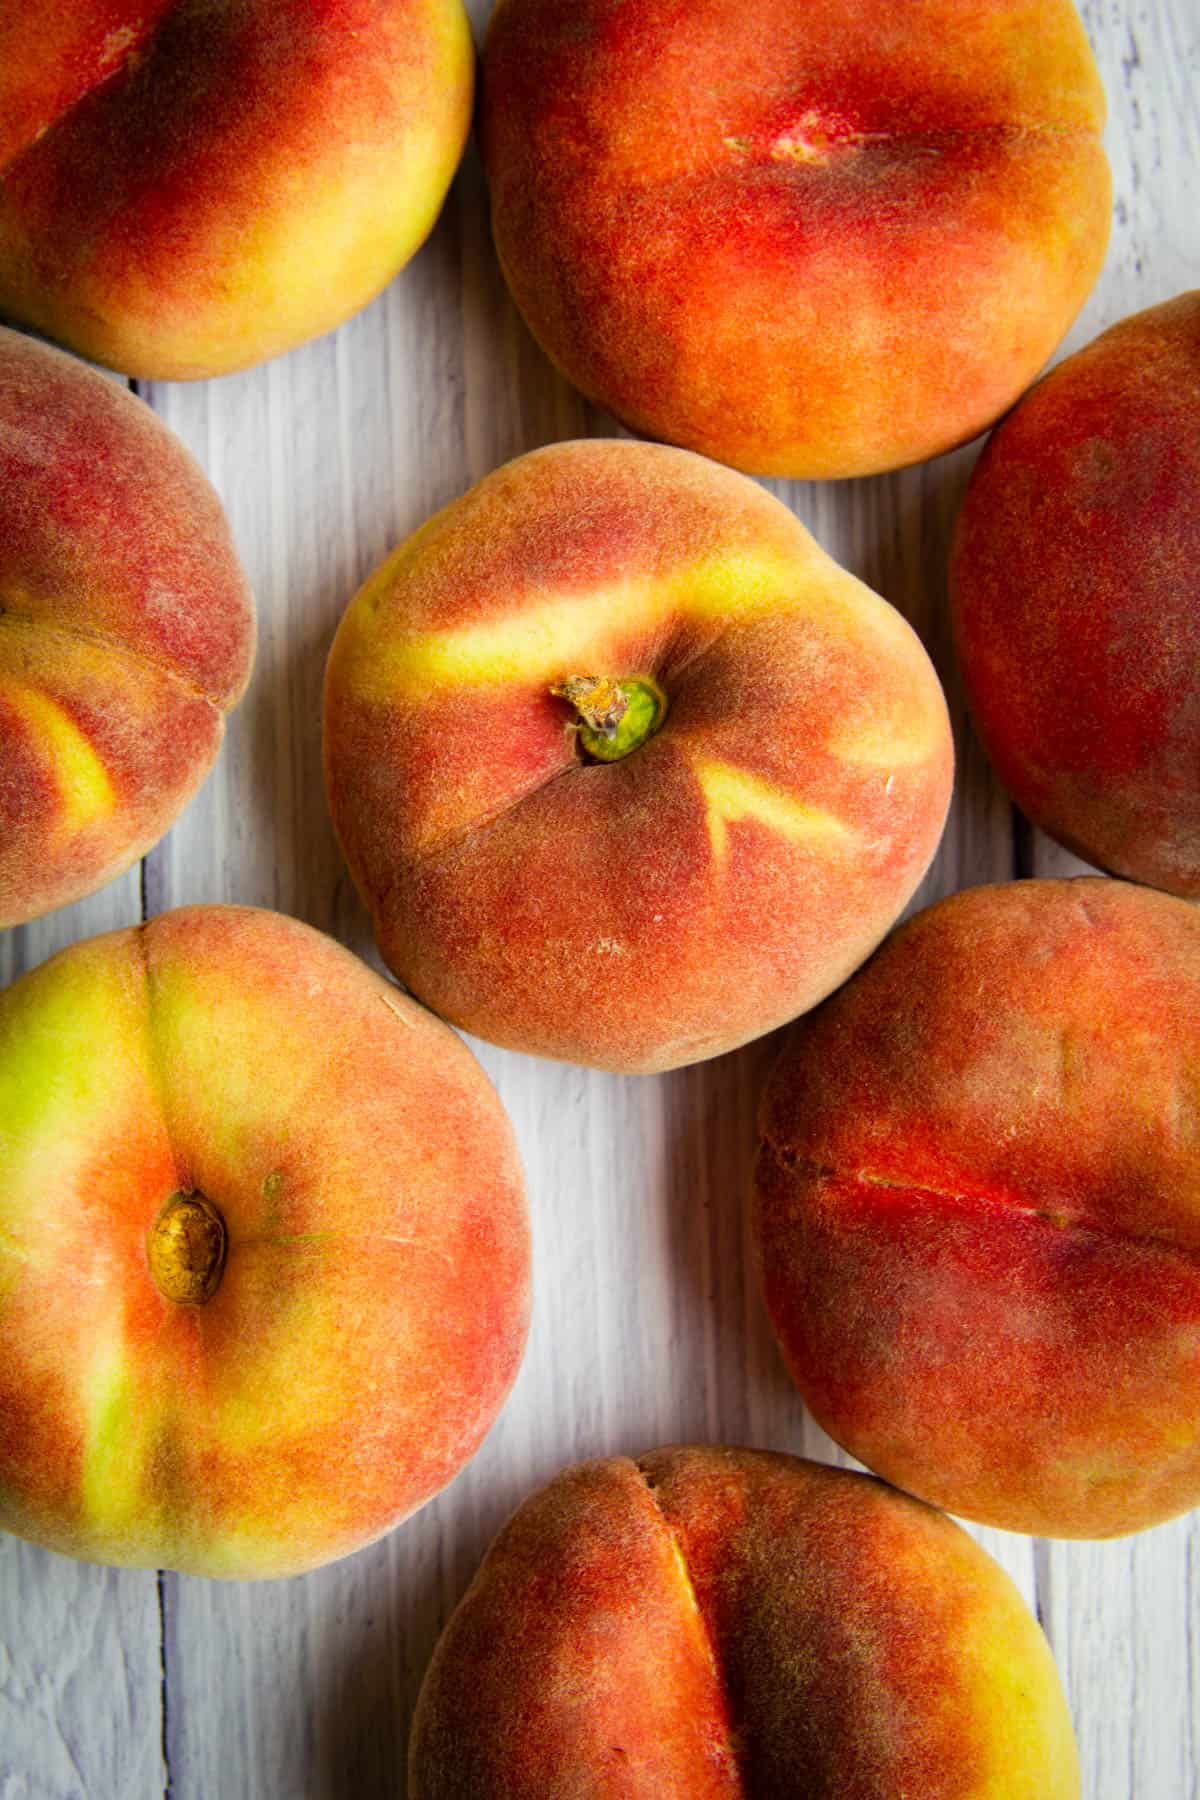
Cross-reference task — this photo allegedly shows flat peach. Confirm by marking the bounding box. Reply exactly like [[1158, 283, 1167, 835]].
[[324, 440, 953, 1072], [755, 877, 1200, 1538], [411, 1447, 1080, 1796], [952, 292, 1200, 896], [0, 327, 254, 926], [0, 907, 530, 1578], [481, 0, 1110, 478], [0, 1, 474, 378]]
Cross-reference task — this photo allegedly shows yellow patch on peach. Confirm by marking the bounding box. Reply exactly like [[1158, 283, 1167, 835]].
[[0, 679, 115, 832], [827, 711, 946, 770], [344, 545, 818, 701], [694, 756, 858, 864], [80, 1321, 151, 1537]]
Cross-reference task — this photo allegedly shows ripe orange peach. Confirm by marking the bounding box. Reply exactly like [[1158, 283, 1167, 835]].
[[0, 0, 474, 379], [410, 1448, 1080, 1797], [951, 293, 1200, 896], [481, 0, 1111, 479], [323, 440, 953, 1073], [0, 907, 530, 1578], [0, 328, 254, 927], [754, 877, 1200, 1539]]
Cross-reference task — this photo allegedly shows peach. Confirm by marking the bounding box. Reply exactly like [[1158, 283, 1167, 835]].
[[951, 293, 1200, 897], [480, 0, 1111, 480], [0, 328, 254, 926], [754, 877, 1200, 1539], [0, 0, 473, 379], [0, 906, 530, 1578], [323, 440, 953, 1073], [410, 1447, 1080, 1797]]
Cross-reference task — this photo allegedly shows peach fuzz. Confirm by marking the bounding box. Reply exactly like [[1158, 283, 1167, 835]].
[[323, 440, 953, 1074], [951, 293, 1200, 897], [0, 329, 254, 927], [480, 0, 1111, 480], [410, 1447, 1080, 1797], [754, 878, 1200, 1540], [0, 0, 473, 379], [0, 907, 530, 1578]]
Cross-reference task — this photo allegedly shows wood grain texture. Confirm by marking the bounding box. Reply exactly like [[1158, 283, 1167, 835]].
[[1, 0, 1197, 1794]]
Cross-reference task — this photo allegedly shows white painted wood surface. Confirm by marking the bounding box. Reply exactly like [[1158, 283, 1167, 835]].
[[2, 1, 1197, 1793]]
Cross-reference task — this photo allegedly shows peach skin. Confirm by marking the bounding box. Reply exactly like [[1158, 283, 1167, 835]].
[[323, 440, 954, 1073], [755, 877, 1200, 1539], [481, 0, 1111, 479], [0, 327, 254, 927], [0, 0, 474, 379], [410, 1447, 1080, 1797], [951, 292, 1200, 897], [0, 907, 530, 1578]]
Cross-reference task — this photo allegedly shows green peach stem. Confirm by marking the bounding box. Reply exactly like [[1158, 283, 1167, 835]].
[[147, 1192, 226, 1306], [552, 673, 667, 763]]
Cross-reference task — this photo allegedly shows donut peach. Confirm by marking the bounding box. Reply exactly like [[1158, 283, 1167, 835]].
[[0, 907, 530, 1578], [755, 877, 1200, 1538], [951, 293, 1200, 896], [0, 327, 254, 927], [410, 1447, 1080, 1797], [0, 0, 474, 379], [480, 0, 1110, 478], [323, 440, 953, 1072]]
